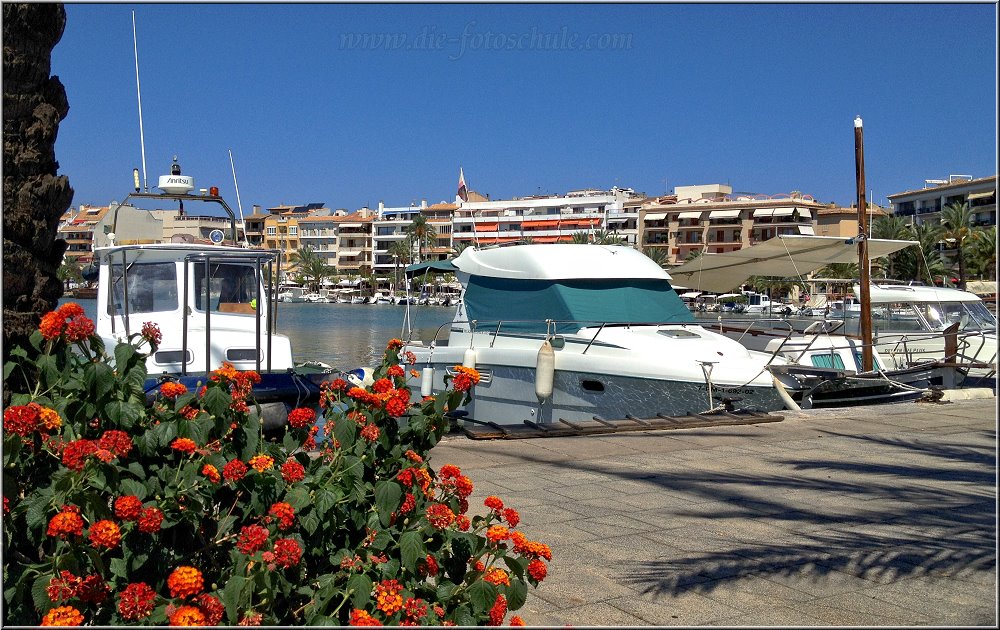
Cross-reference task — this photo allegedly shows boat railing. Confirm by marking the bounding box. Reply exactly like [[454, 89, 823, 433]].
[[437, 318, 731, 354]]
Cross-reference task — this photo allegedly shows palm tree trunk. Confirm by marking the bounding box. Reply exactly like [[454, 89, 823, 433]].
[[2, 3, 74, 389]]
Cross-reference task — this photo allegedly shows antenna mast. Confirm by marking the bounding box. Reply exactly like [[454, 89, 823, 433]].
[[229, 149, 248, 246], [132, 11, 148, 192]]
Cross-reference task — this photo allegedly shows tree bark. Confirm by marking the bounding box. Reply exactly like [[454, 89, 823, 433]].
[[2, 3, 73, 391]]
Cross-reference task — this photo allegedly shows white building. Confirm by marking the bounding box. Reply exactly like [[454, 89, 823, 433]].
[[887, 174, 996, 227], [452, 187, 645, 247]]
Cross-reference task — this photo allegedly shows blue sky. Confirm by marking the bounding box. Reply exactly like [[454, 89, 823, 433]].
[[53, 3, 996, 213]]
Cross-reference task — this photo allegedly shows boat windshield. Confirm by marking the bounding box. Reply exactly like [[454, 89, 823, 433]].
[[873, 300, 997, 333], [193, 263, 260, 314], [107, 262, 178, 315], [462, 276, 694, 334]]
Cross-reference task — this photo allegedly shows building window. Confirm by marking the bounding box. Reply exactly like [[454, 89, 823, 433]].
[[266, 226, 276, 236], [289, 226, 298, 236]]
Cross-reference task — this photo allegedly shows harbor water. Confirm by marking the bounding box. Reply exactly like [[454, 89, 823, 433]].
[[61, 297, 852, 369], [60, 298, 454, 370]]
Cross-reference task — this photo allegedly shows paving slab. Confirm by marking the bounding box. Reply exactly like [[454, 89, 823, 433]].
[[429, 397, 997, 626]]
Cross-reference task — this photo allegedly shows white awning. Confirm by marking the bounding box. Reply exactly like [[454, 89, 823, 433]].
[[337, 223, 362, 228], [772, 207, 795, 217], [679, 291, 702, 299], [795, 208, 812, 218], [708, 209, 742, 219], [677, 211, 703, 219], [968, 190, 996, 200], [643, 212, 668, 221], [752, 209, 774, 217], [667, 235, 918, 293]]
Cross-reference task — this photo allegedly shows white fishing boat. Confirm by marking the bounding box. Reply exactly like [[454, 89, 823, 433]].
[[763, 321, 958, 408], [865, 283, 997, 381], [666, 233, 971, 406], [402, 244, 789, 426], [92, 161, 326, 427], [277, 284, 307, 303]]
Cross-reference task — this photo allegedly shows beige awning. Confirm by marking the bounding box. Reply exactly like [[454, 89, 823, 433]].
[[967, 190, 996, 200], [772, 207, 795, 217], [643, 212, 668, 221], [752, 209, 774, 218], [795, 208, 812, 218], [667, 235, 917, 293], [708, 209, 742, 219], [677, 211, 703, 219]]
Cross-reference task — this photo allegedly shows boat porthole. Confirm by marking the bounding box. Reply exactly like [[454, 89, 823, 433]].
[[581, 380, 605, 393]]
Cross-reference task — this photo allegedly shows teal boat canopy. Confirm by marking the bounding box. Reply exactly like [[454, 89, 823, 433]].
[[463, 275, 695, 334], [404, 260, 457, 277]]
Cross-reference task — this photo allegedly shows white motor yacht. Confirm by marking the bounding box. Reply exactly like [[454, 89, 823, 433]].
[[402, 244, 789, 426], [864, 283, 997, 380]]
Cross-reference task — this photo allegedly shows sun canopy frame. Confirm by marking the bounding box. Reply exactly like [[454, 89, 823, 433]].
[[667, 235, 917, 293]]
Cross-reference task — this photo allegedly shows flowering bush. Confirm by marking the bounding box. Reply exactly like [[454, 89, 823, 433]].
[[2, 306, 546, 625]]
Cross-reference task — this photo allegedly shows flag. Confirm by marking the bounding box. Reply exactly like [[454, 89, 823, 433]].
[[457, 167, 469, 203]]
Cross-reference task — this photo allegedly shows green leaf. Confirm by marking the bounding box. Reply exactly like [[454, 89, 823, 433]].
[[109, 557, 129, 580], [300, 510, 319, 536], [314, 489, 337, 518], [466, 580, 497, 616], [31, 574, 52, 614], [114, 343, 137, 372], [435, 580, 456, 602], [345, 573, 372, 609], [118, 478, 148, 500], [184, 416, 214, 446], [221, 575, 251, 624], [104, 400, 144, 428], [399, 530, 424, 574], [283, 487, 311, 510], [374, 481, 401, 528], [83, 361, 116, 399], [506, 576, 528, 611]]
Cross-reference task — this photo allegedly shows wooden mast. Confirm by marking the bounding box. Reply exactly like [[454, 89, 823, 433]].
[[854, 116, 874, 371]]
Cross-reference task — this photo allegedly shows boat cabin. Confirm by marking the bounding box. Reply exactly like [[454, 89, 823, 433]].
[[95, 244, 293, 376]]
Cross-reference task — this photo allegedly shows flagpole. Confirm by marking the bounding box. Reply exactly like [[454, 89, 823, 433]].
[[854, 116, 873, 372]]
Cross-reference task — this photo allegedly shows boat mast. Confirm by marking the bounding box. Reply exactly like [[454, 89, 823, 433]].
[[132, 11, 148, 192], [229, 149, 248, 246], [854, 116, 874, 371]]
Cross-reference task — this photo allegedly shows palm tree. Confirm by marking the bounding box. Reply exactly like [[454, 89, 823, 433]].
[[591, 229, 626, 245], [816, 262, 859, 280], [891, 222, 945, 284], [642, 246, 668, 267], [969, 226, 996, 280], [3, 4, 74, 384], [518, 236, 535, 245], [288, 245, 334, 292], [404, 214, 437, 263], [939, 201, 976, 290], [570, 231, 591, 244], [387, 240, 413, 295], [870, 215, 911, 279]]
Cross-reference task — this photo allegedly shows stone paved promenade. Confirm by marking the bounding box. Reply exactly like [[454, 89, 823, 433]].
[[431, 397, 997, 626]]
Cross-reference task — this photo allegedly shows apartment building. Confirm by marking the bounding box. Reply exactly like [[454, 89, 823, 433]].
[[887, 174, 996, 227], [58, 204, 110, 264], [452, 187, 645, 247], [640, 184, 827, 266]]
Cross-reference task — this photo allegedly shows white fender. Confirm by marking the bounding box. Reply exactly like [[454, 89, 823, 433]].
[[462, 348, 477, 369], [535, 340, 555, 402], [420, 367, 434, 397]]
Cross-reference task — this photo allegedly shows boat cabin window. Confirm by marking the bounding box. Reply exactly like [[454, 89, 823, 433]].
[[107, 262, 178, 315], [193, 263, 259, 314]]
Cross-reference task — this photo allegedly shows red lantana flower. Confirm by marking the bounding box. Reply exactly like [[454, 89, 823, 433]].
[[114, 495, 143, 521], [138, 506, 164, 533], [223, 459, 248, 482], [280, 459, 305, 483], [287, 407, 316, 429]]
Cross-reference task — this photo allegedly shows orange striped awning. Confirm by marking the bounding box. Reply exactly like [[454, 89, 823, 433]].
[[474, 223, 499, 232], [523, 220, 559, 229]]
